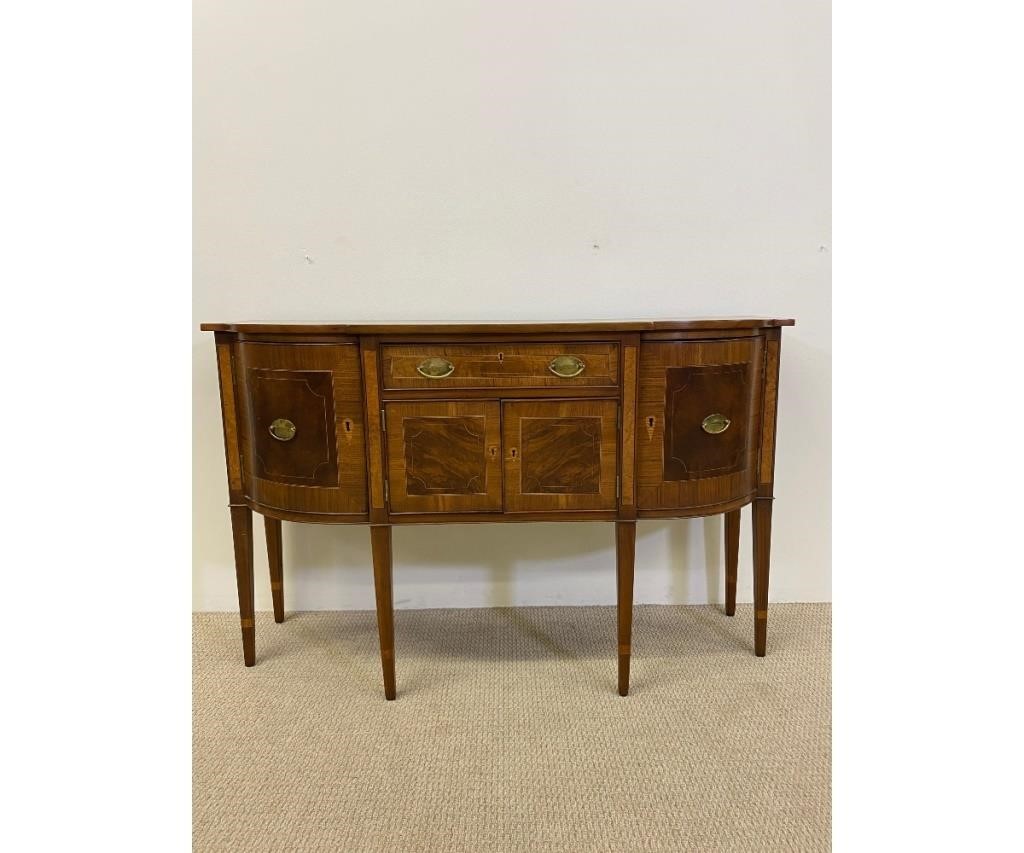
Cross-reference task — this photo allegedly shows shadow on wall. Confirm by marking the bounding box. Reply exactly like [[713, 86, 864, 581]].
[[290, 522, 616, 609], [277, 515, 733, 610]]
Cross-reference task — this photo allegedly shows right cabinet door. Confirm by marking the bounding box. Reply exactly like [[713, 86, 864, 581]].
[[637, 338, 764, 512], [503, 399, 619, 512]]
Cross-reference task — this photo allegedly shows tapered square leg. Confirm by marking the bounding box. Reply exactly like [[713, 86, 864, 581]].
[[752, 499, 773, 656], [264, 517, 284, 623], [230, 505, 256, 666], [370, 525, 397, 700], [724, 509, 740, 616], [615, 521, 636, 697]]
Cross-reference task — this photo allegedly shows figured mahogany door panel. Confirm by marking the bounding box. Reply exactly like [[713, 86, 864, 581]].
[[503, 400, 618, 512], [247, 368, 338, 485], [380, 343, 619, 389], [385, 401, 503, 513], [637, 339, 763, 511], [663, 363, 750, 480], [235, 343, 367, 515]]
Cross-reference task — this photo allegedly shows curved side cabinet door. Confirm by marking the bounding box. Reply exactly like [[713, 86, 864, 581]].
[[636, 338, 764, 512], [236, 343, 368, 516]]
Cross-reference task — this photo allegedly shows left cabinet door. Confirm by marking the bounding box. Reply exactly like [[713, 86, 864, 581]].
[[235, 342, 368, 516], [385, 401, 503, 513]]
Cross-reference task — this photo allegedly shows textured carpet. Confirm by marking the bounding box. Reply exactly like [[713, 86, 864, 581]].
[[194, 604, 830, 852]]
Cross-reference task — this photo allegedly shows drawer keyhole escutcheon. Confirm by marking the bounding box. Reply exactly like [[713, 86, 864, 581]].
[[548, 355, 586, 378], [269, 418, 297, 441], [701, 413, 731, 435], [416, 357, 455, 378]]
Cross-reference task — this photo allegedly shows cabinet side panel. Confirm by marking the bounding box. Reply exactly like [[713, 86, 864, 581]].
[[758, 329, 783, 490], [214, 333, 244, 499]]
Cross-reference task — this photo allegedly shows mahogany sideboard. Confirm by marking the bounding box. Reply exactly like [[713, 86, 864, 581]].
[[201, 318, 794, 699]]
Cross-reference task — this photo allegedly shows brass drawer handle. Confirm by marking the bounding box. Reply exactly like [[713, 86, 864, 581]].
[[269, 418, 297, 441], [416, 356, 455, 378], [701, 413, 731, 435], [548, 355, 586, 378]]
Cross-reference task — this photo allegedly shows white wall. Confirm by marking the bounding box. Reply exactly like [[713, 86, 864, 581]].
[[193, 0, 830, 611]]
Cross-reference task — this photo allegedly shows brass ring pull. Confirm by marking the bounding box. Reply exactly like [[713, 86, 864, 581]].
[[548, 355, 586, 378], [416, 356, 455, 378], [269, 418, 297, 441], [701, 413, 731, 435]]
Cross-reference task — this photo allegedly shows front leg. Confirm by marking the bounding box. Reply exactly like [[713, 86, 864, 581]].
[[752, 498, 773, 656], [616, 521, 636, 696], [230, 505, 256, 666], [370, 525, 397, 700]]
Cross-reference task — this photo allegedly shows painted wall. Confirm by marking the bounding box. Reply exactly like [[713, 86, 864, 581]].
[[193, 0, 830, 610]]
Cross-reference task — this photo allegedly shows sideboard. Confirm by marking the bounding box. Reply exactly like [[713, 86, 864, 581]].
[[201, 318, 794, 699]]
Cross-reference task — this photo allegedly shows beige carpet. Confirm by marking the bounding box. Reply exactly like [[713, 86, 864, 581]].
[[194, 604, 830, 852]]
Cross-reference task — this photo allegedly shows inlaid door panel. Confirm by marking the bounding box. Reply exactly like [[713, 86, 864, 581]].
[[247, 367, 337, 486], [663, 363, 750, 480], [235, 343, 367, 515], [385, 401, 503, 513], [637, 339, 764, 511], [503, 400, 618, 512]]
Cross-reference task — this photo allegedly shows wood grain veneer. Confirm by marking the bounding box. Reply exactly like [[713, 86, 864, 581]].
[[381, 342, 619, 389], [502, 399, 619, 513], [636, 338, 764, 511], [384, 400, 503, 514]]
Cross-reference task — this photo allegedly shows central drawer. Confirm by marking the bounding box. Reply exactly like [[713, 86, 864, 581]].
[[380, 342, 619, 389]]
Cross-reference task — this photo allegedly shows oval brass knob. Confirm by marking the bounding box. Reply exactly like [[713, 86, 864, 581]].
[[701, 413, 731, 435], [416, 356, 455, 378], [269, 418, 297, 441], [548, 355, 586, 378]]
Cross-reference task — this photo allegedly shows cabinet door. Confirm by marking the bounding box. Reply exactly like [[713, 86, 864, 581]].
[[637, 339, 764, 511], [502, 400, 619, 512], [385, 401, 503, 513], [235, 343, 367, 515]]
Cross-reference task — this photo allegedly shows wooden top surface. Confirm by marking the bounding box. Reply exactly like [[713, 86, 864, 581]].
[[201, 318, 795, 334]]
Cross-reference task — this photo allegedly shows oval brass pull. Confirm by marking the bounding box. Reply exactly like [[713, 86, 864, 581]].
[[269, 418, 297, 441], [548, 355, 586, 378], [701, 413, 731, 435], [416, 356, 455, 378]]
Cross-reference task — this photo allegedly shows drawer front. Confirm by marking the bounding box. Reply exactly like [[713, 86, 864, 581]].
[[637, 339, 764, 511], [236, 343, 367, 515], [381, 343, 619, 389], [503, 400, 619, 512], [385, 401, 503, 513]]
